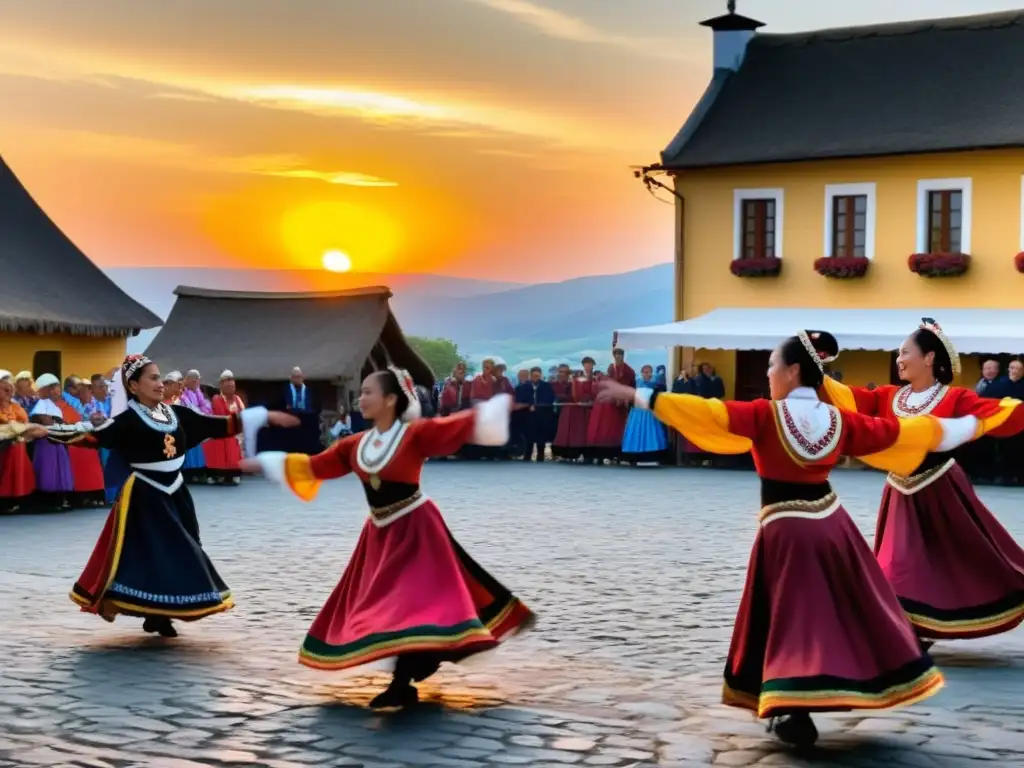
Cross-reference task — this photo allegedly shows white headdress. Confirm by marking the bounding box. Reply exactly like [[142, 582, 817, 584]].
[[219, 370, 234, 381], [387, 365, 421, 422]]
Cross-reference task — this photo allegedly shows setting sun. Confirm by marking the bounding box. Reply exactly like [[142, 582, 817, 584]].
[[322, 249, 353, 273], [281, 201, 402, 271]]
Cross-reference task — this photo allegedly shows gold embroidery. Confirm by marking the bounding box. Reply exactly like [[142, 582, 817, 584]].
[[886, 458, 956, 494], [162, 433, 176, 459], [369, 490, 423, 523], [758, 492, 838, 524]]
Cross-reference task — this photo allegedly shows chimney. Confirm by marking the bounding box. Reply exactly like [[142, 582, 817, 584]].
[[699, 0, 764, 72]]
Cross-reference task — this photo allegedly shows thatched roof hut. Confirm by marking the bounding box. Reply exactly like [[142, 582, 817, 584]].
[[0, 156, 162, 336], [144, 285, 432, 409]]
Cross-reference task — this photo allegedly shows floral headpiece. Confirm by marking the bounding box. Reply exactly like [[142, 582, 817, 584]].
[[797, 330, 835, 373], [919, 317, 961, 376], [387, 365, 422, 422], [121, 354, 152, 385]]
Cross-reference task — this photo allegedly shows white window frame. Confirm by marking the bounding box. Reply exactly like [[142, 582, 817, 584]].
[[733, 188, 784, 260], [823, 183, 876, 259], [916, 177, 972, 254]]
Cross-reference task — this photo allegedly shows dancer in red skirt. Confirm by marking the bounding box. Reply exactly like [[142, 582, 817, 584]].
[[0, 372, 37, 513], [243, 366, 534, 709], [821, 318, 1024, 645], [47, 354, 297, 638], [598, 331, 979, 747], [203, 370, 245, 485]]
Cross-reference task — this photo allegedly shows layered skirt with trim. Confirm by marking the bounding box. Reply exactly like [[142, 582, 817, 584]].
[[876, 459, 1024, 639], [70, 475, 232, 622], [299, 498, 534, 671], [723, 496, 942, 719]]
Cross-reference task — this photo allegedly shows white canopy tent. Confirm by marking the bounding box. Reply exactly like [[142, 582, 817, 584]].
[[614, 308, 1024, 354]]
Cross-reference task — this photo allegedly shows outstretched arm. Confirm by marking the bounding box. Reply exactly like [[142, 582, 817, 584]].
[[953, 389, 1024, 438], [173, 405, 297, 456], [412, 394, 512, 456], [841, 410, 979, 476], [599, 380, 759, 454], [242, 433, 359, 502]]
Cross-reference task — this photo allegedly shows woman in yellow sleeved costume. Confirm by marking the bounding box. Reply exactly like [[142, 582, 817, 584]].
[[598, 330, 979, 748], [820, 319, 1024, 646]]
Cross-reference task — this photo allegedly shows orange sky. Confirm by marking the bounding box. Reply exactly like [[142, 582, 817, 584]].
[[1, 0, 1019, 282]]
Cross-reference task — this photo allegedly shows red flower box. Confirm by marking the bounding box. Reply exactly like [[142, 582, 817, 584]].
[[730, 257, 782, 277], [1015, 252, 1024, 273], [814, 256, 870, 278], [907, 252, 970, 277]]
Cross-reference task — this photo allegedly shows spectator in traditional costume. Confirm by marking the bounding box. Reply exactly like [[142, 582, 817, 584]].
[[58, 385, 106, 508], [550, 364, 574, 460], [273, 366, 322, 455], [586, 348, 635, 463], [28, 374, 74, 510], [0, 371, 36, 513], [243, 366, 533, 709], [621, 365, 668, 465], [598, 330, 980, 747], [557, 357, 597, 462], [46, 354, 296, 638], [13, 371, 37, 414], [203, 370, 245, 485], [179, 370, 212, 483], [821, 319, 1024, 646]]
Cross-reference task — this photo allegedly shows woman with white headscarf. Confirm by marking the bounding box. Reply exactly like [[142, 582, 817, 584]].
[[28, 373, 75, 510]]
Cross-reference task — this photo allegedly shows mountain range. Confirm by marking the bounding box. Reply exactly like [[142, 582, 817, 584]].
[[105, 263, 674, 372]]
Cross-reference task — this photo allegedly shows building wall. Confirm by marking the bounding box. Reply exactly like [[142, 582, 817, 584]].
[[0, 332, 127, 380], [670, 149, 1019, 394]]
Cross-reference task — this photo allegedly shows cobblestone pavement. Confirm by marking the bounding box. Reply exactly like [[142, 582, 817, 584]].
[[2, 463, 1023, 768]]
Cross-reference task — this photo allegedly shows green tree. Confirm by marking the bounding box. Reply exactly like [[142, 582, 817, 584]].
[[407, 336, 465, 378]]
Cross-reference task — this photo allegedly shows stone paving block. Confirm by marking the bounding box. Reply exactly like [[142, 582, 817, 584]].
[[0, 470, 1022, 768]]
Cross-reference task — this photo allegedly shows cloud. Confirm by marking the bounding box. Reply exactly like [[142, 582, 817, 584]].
[[31, 129, 399, 187], [461, 0, 689, 60]]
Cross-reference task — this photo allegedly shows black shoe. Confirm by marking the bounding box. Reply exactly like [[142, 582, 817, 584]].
[[143, 617, 178, 638], [768, 713, 818, 748], [368, 683, 419, 709]]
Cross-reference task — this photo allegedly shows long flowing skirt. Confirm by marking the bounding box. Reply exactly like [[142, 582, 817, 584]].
[[875, 460, 1024, 639], [0, 442, 35, 508], [299, 499, 534, 671], [554, 406, 589, 454], [32, 440, 74, 493], [182, 444, 207, 470], [587, 402, 628, 449], [622, 408, 668, 456], [723, 499, 942, 719], [69, 445, 104, 492], [70, 475, 232, 622], [203, 435, 242, 481]]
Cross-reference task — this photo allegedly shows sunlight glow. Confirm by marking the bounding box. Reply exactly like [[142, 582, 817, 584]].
[[281, 202, 401, 271], [321, 249, 353, 273], [267, 169, 398, 187]]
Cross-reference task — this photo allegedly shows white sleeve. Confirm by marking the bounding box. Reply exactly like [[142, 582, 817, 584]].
[[240, 406, 269, 458], [633, 389, 654, 410], [255, 451, 287, 486], [935, 416, 979, 452], [472, 393, 511, 446]]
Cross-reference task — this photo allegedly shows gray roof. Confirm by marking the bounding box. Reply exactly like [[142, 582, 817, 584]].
[[662, 10, 1024, 169], [0, 156, 163, 335], [144, 286, 434, 385]]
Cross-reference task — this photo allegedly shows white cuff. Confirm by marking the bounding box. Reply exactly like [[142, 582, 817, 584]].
[[473, 394, 511, 446], [633, 389, 653, 410], [935, 415, 979, 452], [240, 406, 269, 457], [256, 451, 287, 486]]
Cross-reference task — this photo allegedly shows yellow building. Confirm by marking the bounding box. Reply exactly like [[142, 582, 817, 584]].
[[620, 8, 1024, 398], [0, 156, 160, 380]]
